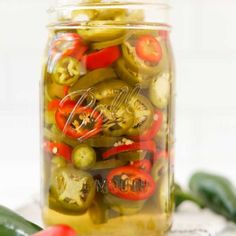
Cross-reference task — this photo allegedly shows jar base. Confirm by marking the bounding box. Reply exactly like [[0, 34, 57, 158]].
[[42, 207, 172, 236]]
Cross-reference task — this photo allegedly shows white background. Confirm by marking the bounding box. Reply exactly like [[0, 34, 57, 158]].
[[0, 0, 236, 209]]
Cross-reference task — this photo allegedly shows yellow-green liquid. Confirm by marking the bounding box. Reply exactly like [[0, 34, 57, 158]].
[[43, 207, 173, 236]]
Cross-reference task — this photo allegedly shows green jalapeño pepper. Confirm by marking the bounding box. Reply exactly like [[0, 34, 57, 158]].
[[49, 194, 87, 216], [52, 57, 80, 86], [46, 81, 69, 101], [112, 138, 147, 161], [154, 175, 172, 214], [50, 166, 96, 214], [93, 79, 130, 100], [175, 184, 204, 209], [92, 159, 128, 170], [115, 58, 152, 88], [121, 9, 145, 22], [155, 112, 168, 141], [83, 136, 122, 148], [73, 7, 126, 23], [126, 95, 154, 136], [88, 194, 108, 225], [72, 144, 97, 170], [77, 22, 126, 42], [44, 127, 79, 147], [117, 151, 147, 162], [91, 33, 132, 50], [51, 156, 67, 169], [149, 72, 171, 109], [95, 8, 127, 21], [151, 158, 169, 182], [189, 172, 236, 223], [72, 9, 98, 21], [0, 205, 42, 235], [69, 67, 117, 92], [97, 98, 134, 136], [122, 39, 168, 76], [104, 194, 145, 216]]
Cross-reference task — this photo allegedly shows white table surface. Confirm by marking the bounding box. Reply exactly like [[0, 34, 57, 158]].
[[16, 199, 236, 236]]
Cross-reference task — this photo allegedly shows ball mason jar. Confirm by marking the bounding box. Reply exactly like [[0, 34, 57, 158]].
[[41, 0, 175, 235]]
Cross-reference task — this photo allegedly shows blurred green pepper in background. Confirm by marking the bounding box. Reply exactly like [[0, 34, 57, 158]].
[[176, 172, 236, 224]]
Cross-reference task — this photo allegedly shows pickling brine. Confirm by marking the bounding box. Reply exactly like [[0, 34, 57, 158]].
[[41, 1, 175, 235]]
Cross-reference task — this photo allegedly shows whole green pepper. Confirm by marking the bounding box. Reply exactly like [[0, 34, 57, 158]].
[[174, 184, 204, 209], [189, 172, 236, 222], [0, 205, 42, 236]]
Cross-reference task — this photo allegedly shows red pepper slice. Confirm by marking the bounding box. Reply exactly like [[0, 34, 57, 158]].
[[50, 33, 88, 60], [32, 225, 77, 236], [83, 46, 121, 70], [131, 159, 152, 173], [47, 98, 76, 112], [55, 101, 102, 140], [107, 166, 156, 201], [44, 141, 72, 161], [131, 110, 163, 141], [103, 141, 157, 159], [135, 35, 162, 63], [47, 99, 61, 111], [63, 86, 69, 96]]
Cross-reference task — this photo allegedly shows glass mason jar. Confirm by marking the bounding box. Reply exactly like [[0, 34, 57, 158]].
[[41, 0, 175, 235]]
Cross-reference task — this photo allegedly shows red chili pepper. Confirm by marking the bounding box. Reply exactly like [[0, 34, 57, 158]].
[[83, 46, 121, 70], [44, 141, 72, 161], [103, 141, 157, 159], [47, 99, 61, 111], [63, 86, 69, 96], [131, 159, 152, 173], [47, 98, 76, 112], [32, 225, 77, 236], [107, 166, 156, 201], [55, 101, 102, 140], [131, 110, 163, 141], [50, 33, 88, 60], [135, 35, 162, 63]]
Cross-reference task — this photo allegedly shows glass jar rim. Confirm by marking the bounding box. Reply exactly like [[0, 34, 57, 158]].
[[52, 0, 170, 7], [48, 0, 171, 28], [49, 1, 171, 13]]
